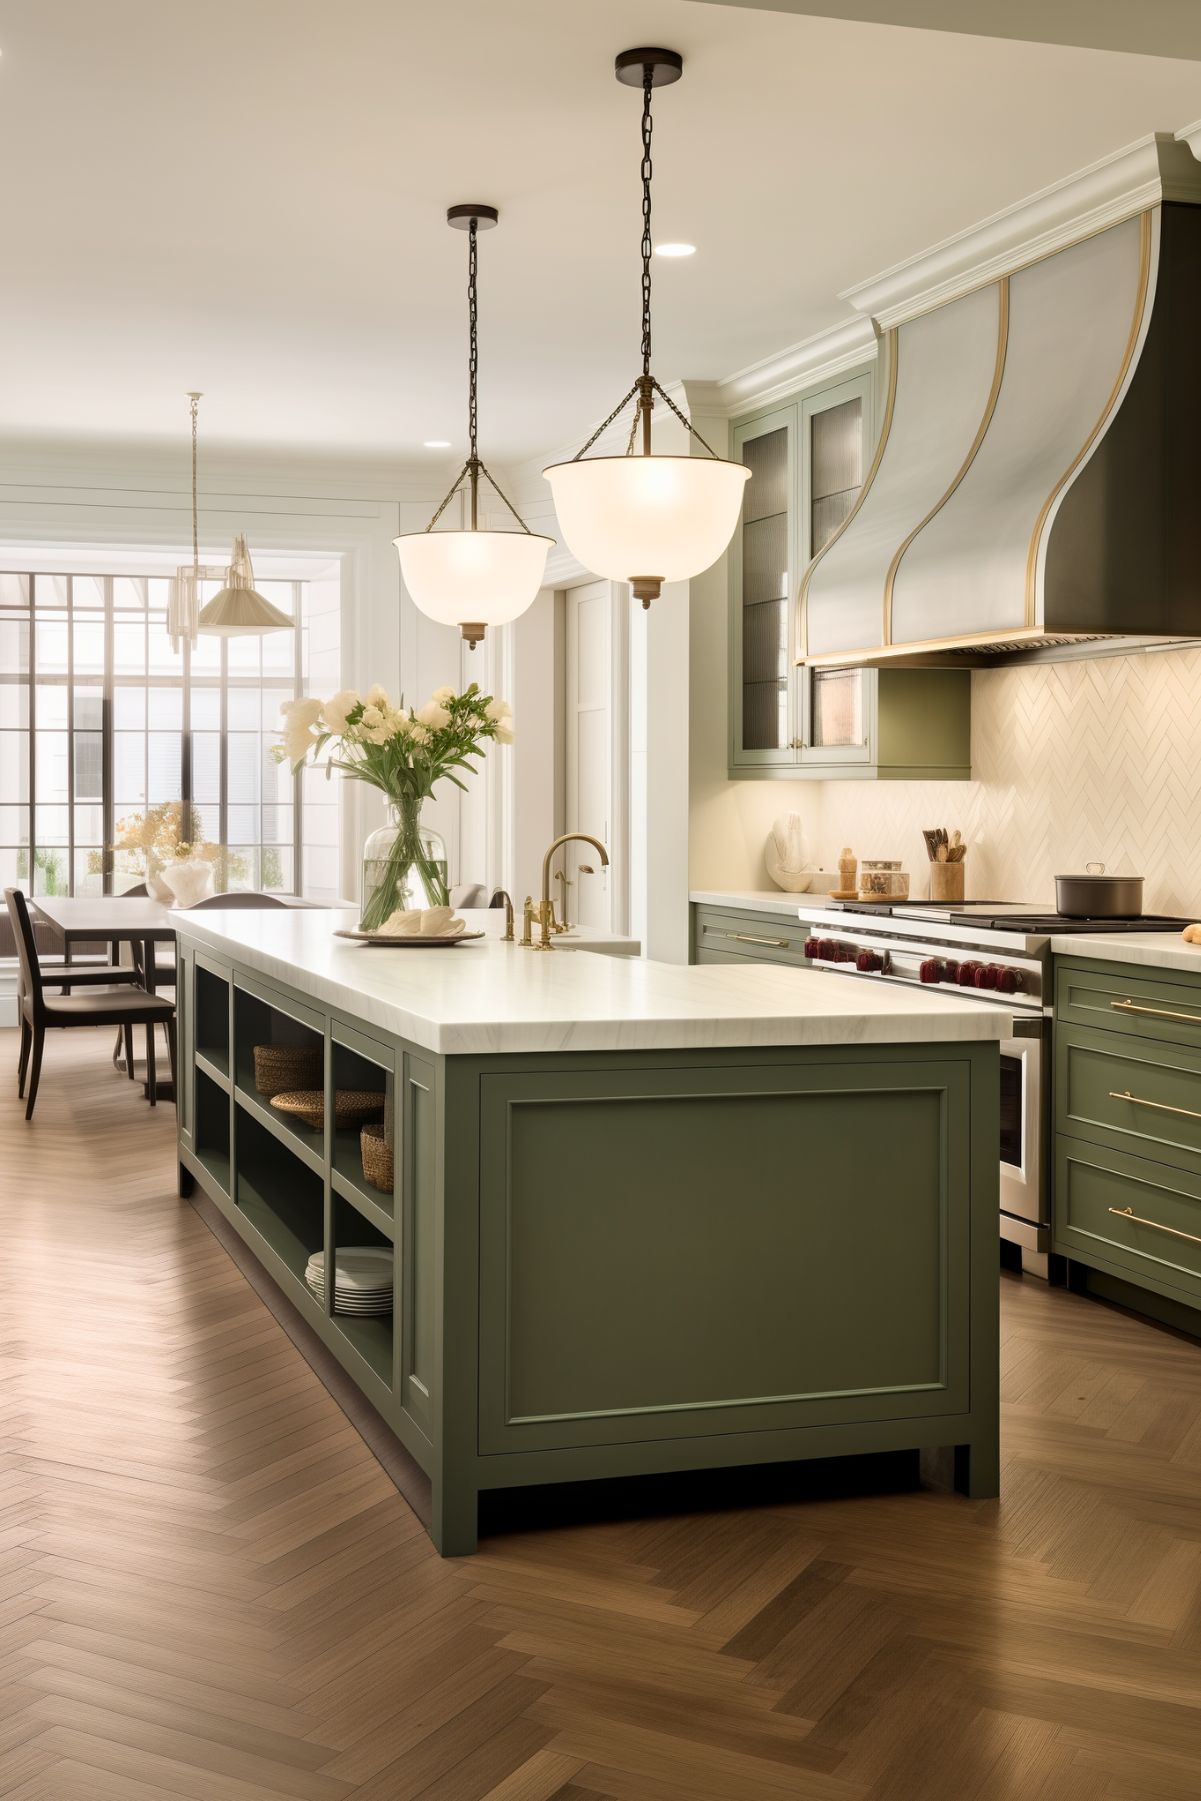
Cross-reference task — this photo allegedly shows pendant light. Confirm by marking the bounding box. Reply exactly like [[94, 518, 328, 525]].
[[543, 49, 749, 607], [171, 393, 293, 638], [394, 205, 552, 648], [168, 392, 226, 652]]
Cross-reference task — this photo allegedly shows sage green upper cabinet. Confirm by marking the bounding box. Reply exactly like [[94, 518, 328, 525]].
[[728, 368, 971, 781]]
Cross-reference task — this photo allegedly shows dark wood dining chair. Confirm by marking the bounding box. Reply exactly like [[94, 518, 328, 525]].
[[186, 891, 290, 909], [6, 888, 177, 1120]]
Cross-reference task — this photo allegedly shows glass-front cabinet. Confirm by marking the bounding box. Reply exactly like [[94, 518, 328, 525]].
[[730, 372, 874, 776], [728, 367, 970, 781]]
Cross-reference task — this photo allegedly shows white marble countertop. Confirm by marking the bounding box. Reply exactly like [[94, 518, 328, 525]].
[[175, 906, 1011, 1056], [1050, 929, 1201, 975], [690, 889, 838, 917]]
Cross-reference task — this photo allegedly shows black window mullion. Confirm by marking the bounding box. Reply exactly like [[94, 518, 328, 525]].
[[102, 578, 114, 894], [67, 575, 75, 894], [27, 575, 36, 897]]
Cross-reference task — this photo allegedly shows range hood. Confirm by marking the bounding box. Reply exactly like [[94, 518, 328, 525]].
[[800, 155, 1201, 665]]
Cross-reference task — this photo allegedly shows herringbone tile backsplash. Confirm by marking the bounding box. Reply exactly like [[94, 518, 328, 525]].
[[811, 646, 1201, 915]]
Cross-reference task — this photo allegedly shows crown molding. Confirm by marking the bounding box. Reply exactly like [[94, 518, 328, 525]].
[[707, 316, 881, 415], [843, 132, 1201, 328], [1177, 119, 1201, 161]]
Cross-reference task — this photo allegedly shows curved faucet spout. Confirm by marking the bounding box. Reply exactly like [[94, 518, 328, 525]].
[[535, 833, 609, 949]]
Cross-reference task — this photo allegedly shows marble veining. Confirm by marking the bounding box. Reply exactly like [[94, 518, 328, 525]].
[[1050, 930, 1201, 975], [176, 907, 1012, 1056]]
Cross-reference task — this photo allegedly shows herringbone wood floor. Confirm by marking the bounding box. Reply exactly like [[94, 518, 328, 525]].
[[2, 1029, 1201, 1799]]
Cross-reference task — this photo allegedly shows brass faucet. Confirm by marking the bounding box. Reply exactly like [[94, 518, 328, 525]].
[[533, 834, 609, 949], [490, 889, 515, 942], [553, 869, 573, 932]]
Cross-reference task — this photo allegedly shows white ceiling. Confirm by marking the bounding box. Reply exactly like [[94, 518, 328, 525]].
[[1, 0, 1199, 466]]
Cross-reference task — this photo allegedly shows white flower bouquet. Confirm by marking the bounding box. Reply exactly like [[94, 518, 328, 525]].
[[277, 682, 513, 928]]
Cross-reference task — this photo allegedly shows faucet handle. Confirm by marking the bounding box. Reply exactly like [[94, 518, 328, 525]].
[[520, 896, 535, 947]]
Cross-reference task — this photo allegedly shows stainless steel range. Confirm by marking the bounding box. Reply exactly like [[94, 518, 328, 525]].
[[795, 900, 1191, 1275]]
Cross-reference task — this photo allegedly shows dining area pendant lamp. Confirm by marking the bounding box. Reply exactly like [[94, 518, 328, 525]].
[[543, 50, 749, 608], [171, 392, 294, 639], [394, 205, 552, 648]]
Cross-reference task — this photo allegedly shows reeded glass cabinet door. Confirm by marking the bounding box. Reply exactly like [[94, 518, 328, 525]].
[[730, 406, 799, 767]]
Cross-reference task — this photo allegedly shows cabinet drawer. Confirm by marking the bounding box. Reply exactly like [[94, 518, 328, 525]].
[[693, 906, 810, 968], [1056, 1022, 1201, 1178], [1055, 959, 1201, 1048], [1054, 1136, 1201, 1307]]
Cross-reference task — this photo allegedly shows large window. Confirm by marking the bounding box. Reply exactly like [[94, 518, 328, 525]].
[[0, 567, 339, 898]]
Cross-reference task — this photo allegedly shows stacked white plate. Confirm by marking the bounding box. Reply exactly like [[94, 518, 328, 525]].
[[306, 1246, 393, 1316]]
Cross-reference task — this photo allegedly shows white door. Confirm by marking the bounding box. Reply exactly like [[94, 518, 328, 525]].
[[564, 581, 617, 930]]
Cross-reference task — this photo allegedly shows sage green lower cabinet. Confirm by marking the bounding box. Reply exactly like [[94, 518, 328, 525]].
[[1054, 956, 1201, 1321], [178, 932, 1000, 1556], [691, 904, 813, 968]]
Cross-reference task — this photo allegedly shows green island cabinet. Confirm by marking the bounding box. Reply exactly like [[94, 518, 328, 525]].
[[1054, 956, 1201, 1325], [730, 372, 971, 780], [176, 929, 1001, 1555]]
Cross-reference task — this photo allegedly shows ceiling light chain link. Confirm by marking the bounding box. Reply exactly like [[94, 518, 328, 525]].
[[468, 216, 479, 464], [640, 64, 654, 378]]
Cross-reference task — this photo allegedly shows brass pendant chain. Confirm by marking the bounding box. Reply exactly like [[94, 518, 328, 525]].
[[640, 65, 654, 380]]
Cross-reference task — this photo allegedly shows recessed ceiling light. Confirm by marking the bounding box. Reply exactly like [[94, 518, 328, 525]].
[[422, 439, 452, 449], [655, 242, 696, 258]]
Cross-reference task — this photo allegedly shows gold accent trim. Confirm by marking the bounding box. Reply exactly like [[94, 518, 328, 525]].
[[797, 329, 898, 660], [882, 280, 1010, 646], [1109, 1089, 1201, 1124], [800, 624, 1089, 667], [1024, 209, 1153, 627], [1108, 1205, 1201, 1249]]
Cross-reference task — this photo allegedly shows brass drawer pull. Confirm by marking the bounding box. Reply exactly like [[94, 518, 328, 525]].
[[730, 932, 789, 949], [1110, 998, 1201, 1026], [1108, 1088, 1201, 1123], [1108, 1205, 1201, 1247]]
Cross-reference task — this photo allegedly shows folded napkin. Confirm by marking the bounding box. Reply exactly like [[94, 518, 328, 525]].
[[379, 906, 466, 939]]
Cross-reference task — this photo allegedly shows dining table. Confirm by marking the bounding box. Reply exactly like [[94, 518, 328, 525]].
[[31, 894, 336, 1102]]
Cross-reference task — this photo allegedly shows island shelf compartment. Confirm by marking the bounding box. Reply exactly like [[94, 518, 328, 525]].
[[330, 1025, 395, 1233], [194, 957, 231, 1078], [232, 978, 326, 1167], [193, 1063, 231, 1199], [176, 928, 1002, 1559], [233, 1106, 324, 1288], [322, 1194, 395, 1396]]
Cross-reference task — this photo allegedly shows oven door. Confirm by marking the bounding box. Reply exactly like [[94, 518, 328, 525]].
[[999, 1021, 1048, 1232]]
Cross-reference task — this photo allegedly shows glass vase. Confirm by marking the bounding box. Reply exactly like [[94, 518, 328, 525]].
[[359, 798, 449, 931]]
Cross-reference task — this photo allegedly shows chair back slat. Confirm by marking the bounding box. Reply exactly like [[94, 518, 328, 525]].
[[187, 891, 289, 909], [4, 889, 44, 1015]]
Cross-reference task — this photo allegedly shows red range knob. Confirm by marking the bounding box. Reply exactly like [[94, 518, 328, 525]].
[[943, 958, 960, 982], [957, 961, 982, 987], [856, 949, 883, 972], [804, 937, 821, 958], [997, 967, 1020, 994], [835, 945, 857, 963], [817, 938, 837, 959], [974, 964, 1000, 990], [919, 958, 943, 984]]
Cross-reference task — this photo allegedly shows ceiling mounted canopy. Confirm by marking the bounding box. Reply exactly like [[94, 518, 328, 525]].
[[394, 205, 552, 648], [543, 48, 749, 607]]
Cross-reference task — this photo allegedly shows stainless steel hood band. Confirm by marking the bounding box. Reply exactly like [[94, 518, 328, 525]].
[[1023, 208, 1152, 629], [882, 279, 1010, 647], [796, 327, 898, 661]]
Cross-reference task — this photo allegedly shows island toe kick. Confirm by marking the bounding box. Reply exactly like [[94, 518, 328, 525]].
[[175, 923, 1002, 1555]]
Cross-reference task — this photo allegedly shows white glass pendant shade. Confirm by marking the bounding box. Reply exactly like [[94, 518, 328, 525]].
[[394, 527, 552, 636], [197, 534, 293, 636], [543, 453, 749, 592]]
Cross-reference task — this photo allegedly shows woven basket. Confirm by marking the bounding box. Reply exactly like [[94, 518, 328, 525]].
[[361, 1121, 394, 1193], [253, 1042, 322, 1099], [269, 1088, 386, 1131]]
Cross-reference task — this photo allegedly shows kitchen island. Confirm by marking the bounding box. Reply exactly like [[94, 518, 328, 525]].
[[175, 908, 1009, 1554]]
